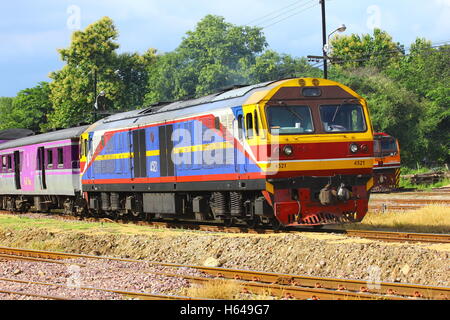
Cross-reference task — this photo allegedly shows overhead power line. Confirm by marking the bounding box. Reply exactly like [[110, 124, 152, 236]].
[[259, 0, 319, 30], [247, 0, 313, 26]]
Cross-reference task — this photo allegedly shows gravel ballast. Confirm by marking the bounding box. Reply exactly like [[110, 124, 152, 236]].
[[0, 226, 448, 288]]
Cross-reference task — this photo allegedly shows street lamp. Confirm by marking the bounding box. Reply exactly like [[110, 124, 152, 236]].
[[324, 24, 347, 53], [94, 91, 105, 110], [93, 90, 105, 122]]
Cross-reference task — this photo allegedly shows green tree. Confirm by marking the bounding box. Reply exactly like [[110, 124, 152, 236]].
[[145, 15, 267, 104], [386, 39, 450, 164], [47, 17, 119, 128], [331, 68, 428, 166], [0, 82, 52, 132], [46, 17, 155, 129], [245, 50, 321, 83], [329, 28, 404, 70]]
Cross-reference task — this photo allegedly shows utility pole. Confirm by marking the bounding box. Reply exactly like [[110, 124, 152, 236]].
[[93, 69, 98, 122], [320, 0, 328, 79]]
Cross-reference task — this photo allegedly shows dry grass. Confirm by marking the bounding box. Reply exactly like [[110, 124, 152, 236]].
[[181, 280, 243, 300], [349, 205, 450, 233]]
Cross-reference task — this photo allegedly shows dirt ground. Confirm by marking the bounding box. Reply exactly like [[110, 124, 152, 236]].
[[0, 218, 448, 287]]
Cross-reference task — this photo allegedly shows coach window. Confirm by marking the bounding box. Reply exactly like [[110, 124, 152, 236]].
[[7, 155, 12, 171], [47, 149, 53, 168], [57, 148, 64, 167], [245, 113, 254, 139]]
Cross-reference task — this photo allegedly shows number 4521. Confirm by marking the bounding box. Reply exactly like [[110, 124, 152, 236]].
[[354, 160, 365, 166]]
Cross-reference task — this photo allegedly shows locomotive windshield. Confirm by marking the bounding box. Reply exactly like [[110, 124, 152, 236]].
[[319, 104, 366, 133], [267, 105, 314, 135], [374, 137, 398, 157]]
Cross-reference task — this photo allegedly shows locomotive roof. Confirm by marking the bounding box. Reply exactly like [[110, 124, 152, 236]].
[[90, 79, 281, 132], [0, 125, 89, 150]]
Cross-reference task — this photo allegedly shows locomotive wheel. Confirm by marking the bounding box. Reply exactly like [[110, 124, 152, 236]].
[[223, 218, 235, 227], [246, 217, 259, 228], [270, 218, 283, 231]]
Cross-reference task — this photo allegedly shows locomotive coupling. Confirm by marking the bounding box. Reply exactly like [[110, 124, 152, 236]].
[[319, 183, 351, 205]]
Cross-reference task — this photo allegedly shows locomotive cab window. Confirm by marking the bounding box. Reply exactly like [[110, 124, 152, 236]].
[[320, 104, 366, 133], [245, 113, 254, 139], [266, 105, 314, 135], [380, 137, 398, 156], [253, 111, 259, 136], [237, 115, 244, 140]]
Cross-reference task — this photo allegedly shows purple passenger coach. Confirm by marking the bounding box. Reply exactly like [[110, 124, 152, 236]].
[[0, 126, 88, 213]]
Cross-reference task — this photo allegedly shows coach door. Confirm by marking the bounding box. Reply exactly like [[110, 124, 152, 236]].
[[13, 151, 21, 190], [158, 125, 175, 177], [132, 129, 147, 178], [37, 147, 47, 189]]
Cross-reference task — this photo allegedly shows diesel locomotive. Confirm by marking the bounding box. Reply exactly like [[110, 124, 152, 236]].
[[372, 132, 401, 192], [0, 78, 375, 228]]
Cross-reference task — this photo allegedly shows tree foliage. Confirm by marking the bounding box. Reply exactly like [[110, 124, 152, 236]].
[[145, 15, 268, 104], [46, 17, 156, 129], [330, 32, 450, 165], [0, 82, 52, 133], [329, 28, 404, 70]]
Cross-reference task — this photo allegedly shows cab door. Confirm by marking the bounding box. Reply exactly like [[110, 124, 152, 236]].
[[233, 109, 247, 173]]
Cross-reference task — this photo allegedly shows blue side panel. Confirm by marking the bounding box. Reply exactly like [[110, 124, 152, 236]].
[[83, 108, 262, 184], [146, 126, 160, 178]]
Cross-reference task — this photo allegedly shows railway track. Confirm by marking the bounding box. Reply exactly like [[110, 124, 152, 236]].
[[1, 210, 449, 244], [0, 246, 448, 300], [369, 198, 450, 212]]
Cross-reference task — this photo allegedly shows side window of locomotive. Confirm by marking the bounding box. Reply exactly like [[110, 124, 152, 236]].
[[85, 139, 89, 156], [245, 113, 254, 139], [253, 111, 259, 136], [237, 115, 244, 140]]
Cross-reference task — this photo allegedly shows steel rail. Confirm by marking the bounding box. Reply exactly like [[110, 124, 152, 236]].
[[1, 209, 450, 243], [0, 288, 69, 300], [152, 267, 449, 300], [153, 272, 411, 300], [369, 199, 450, 205], [0, 253, 85, 266], [344, 230, 450, 243], [0, 276, 201, 300]]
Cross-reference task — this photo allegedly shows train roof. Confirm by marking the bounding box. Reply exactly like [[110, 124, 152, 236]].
[[0, 125, 89, 150], [0, 128, 34, 141], [89, 79, 282, 132]]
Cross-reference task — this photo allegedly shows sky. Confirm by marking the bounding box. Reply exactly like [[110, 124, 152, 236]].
[[0, 0, 449, 97]]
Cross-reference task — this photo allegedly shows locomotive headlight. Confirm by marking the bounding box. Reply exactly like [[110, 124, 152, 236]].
[[283, 145, 294, 156], [349, 143, 359, 153]]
